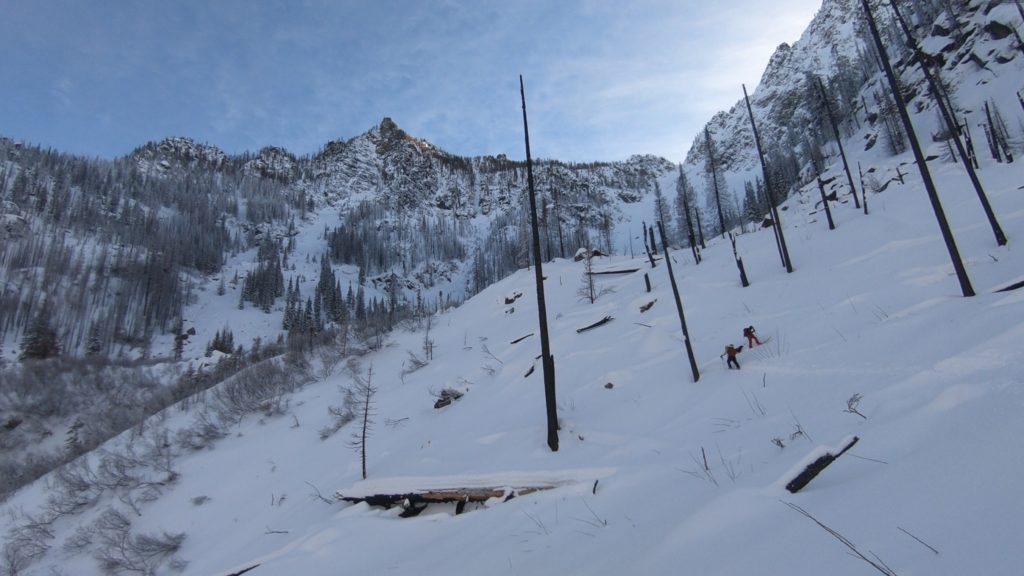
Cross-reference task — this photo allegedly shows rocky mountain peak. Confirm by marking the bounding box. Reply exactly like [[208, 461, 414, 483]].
[[129, 136, 227, 176], [243, 146, 300, 182], [758, 42, 794, 89]]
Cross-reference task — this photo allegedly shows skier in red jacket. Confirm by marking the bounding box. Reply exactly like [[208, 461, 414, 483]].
[[743, 326, 762, 348]]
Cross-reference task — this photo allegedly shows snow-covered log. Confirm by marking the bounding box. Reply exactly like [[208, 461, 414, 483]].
[[784, 436, 859, 493]]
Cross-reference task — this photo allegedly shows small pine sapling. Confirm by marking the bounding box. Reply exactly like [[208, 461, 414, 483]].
[[348, 366, 377, 479]]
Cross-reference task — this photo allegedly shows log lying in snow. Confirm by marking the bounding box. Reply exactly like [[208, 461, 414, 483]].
[[784, 436, 859, 493], [339, 486, 551, 506], [337, 468, 616, 517], [576, 315, 613, 333], [337, 486, 554, 516], [510, 332, 535, 344], [587, 268, 640, 276], [995, 278, 1024, 292]]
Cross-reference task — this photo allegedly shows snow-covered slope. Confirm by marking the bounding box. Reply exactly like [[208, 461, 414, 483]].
[[3, 0, 1024, 573], [4, 122, 1023, 574]]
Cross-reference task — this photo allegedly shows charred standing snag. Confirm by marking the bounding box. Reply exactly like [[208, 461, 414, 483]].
[[657, 221, 700, 383], [520, 75, 559, 451], [860, 0, 974, 297], [729, 233, 750, 287], [743, 84, 793, 273], [886, 0, 1006, 247], [814, 75, 860, 210], [704, 128, 728, 239]]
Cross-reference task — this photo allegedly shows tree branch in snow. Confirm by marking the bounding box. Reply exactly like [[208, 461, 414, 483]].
[[784, 502, 898, 576]]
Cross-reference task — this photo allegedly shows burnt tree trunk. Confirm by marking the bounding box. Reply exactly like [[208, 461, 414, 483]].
[[857, 161, 869, 216], [743, 84, 793, 273], [729, 233, 750, 287], [657, 221, 700, 383], [520, 76, 559, 451], [814, 160, 836, 230], [815, 76, 860, 210], [861, 0, 974, 297], [704, 128, 727, 238], [888, 1, 1006, 246]]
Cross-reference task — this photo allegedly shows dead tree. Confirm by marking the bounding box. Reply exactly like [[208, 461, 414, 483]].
[[815, 76, 861, 210], [695, 209, 707, 250], [677, 165, 701, 264], [813, 158, 836, 230], [729, 233, 750, 287], [657, 221, 699, 382], [861, 0, 974, 297], [857, 161, 869, 216], [520, 76, 559, 451], [887, 1, 1007, 246], [642, 221, 657, 269], [704, 127, 728, 238], [348, 366, 377, 480], [743, 84, 793, 273]]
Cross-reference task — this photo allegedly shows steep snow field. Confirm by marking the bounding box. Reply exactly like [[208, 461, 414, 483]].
[[8, 144, 1022, 575]]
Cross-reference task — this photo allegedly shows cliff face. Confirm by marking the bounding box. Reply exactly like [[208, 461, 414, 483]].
[[681, 0, 1023, 199]]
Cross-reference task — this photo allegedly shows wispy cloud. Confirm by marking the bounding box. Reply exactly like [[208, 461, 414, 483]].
[[0, 0, 821, 161]]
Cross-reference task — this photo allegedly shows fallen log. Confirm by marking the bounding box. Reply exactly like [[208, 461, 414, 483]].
[[784, 436, 859, 493], [639, 299, 656, 313], [510, 332, 535, 344], [576, 315, 613, 333], [337, 485, 554, 514], [587, 268, 640, 275], [995, 278, 1024, 292]]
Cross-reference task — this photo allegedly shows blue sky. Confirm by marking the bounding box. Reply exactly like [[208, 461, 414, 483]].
[[0, 0, 821, 162]]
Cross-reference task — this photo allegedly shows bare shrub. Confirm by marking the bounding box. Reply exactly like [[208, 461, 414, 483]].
[[318, 387, 357, 440], [0, 452, 62, 503], [399, 350, 428, 383], [211, 360, 300, 423], [175, 411, 228, 451], [63, 525, 96, 554], [844, 393, 867, 419], [92, 507, 186, 575], [1, 542, 31, 576], [318, 347, 344, 381], [45, 459, 102, 516], [3, 509, 54, 567]]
